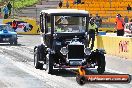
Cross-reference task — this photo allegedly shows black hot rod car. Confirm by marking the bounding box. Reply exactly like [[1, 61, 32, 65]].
[[34, 9, 106, 74]]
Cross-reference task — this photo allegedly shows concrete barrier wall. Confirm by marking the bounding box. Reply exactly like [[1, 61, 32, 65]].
[[0, 19, 39, 34], [94, 36, 132, 59]]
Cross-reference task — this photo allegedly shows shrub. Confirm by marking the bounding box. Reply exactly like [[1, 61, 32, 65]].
[[10, 0, 39, 8]]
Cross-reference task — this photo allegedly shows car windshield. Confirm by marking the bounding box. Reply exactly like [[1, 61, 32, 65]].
[[55, 16, 86, 33], [0, 25, 14, 32]]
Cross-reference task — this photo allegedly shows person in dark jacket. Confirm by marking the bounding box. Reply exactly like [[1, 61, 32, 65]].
[[95, 13, 102, 28], [7, 2, 12, 16], [0, 8, 2, 18], [127, 4, 131, 12], [58, 0, 63, 8]]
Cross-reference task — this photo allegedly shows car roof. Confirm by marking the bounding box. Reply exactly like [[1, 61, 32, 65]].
[[41, 9, 89, 15]]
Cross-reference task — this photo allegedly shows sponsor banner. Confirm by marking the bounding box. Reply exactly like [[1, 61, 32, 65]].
[[0, 19, 40, 34], [94, 36, 132, 59]]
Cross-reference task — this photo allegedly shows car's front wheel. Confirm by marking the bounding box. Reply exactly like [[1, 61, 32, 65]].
[[76, 75, 86, 85], [9, 38, 17, 45], [46, 54, 54, 74], [10, 41, 13, 45], [97, 54, 106, 74], [14, 40, 17, 45]]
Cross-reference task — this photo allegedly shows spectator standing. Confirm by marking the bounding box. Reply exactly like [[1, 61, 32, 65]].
[[7, 2, 12, 16], [77, 0, 81, 4], [58, 0, 63, 8], [89, 14, 92, 19], [74, 0, 77, 4], [89, 14, 93, 22], [115, 14, 125, 36], [74, 0, 81, 4], [0, 7, 2, 18], [11, 20, 18, 32], [3, 5, 9, 19], [124, 16, 129, 23], [127, 4, 131, 12], [87, 18, 98, 50], [66, 1, 69, 8], [95, 13, 102, 28]]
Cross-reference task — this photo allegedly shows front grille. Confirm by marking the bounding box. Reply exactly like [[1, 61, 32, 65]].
[[68, 45, 84, 59], [0, 35, 12, 38]]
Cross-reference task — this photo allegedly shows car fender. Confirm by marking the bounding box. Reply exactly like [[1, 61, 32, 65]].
[[96, 48, 106, 54]]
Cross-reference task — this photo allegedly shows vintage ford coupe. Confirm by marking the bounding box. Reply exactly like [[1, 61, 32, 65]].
[[34, 9, 106, 74]]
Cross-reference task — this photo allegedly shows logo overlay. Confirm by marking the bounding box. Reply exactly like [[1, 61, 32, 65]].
[[76, 74, 131, 85], [76, 67, 131, 85]]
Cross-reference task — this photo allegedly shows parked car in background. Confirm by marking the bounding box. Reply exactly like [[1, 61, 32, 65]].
[[0, 24, 17, 45]]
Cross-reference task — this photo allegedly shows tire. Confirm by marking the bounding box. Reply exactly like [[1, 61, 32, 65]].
[[34, 48, 43, 69], [46, 54, 54, 74], [97, 54, 106, 74], [10, 41, 13, 45], [14, 40, 17, 45], [76, 75, 86, 85]]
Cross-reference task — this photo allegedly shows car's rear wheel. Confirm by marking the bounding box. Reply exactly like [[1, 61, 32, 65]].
[[97, 54, 106, 74], [34, 48, 43, 69]]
